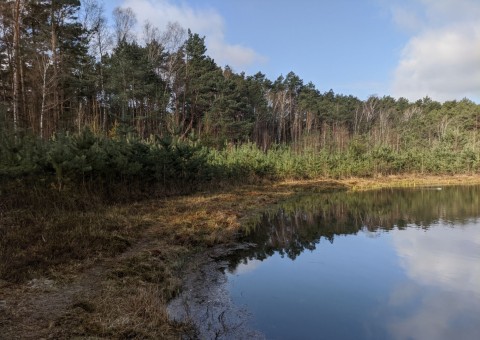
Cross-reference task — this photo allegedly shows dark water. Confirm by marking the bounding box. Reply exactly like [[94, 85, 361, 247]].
[[225, 185, 480, 340]]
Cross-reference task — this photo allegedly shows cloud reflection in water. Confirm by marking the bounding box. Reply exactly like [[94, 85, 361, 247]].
[[388, 222, 480, 340]]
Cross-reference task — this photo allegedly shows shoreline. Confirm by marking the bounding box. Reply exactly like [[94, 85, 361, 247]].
[[1, 174, 480, 338]]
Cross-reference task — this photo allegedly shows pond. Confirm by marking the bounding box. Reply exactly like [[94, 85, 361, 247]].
[[169, 185, 480, 339]]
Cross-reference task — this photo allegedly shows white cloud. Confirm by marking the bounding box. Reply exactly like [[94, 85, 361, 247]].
[[391, 0, 480, 102], [120, 0, 266, 71]]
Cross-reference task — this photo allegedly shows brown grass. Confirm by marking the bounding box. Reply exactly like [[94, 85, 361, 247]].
[[1, 174, 480, 338]]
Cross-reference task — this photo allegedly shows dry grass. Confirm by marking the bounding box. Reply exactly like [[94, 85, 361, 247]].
[[52, 269, 195, 339], [341, 174, 480, 190], [1, 174, 480, 338]]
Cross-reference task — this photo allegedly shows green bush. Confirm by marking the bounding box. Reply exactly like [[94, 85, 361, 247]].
[[1, 128, 479, 197]]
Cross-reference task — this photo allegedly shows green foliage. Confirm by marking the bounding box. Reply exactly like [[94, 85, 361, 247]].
[[0, 129, 216, 195], [104, 40, 166, 124], [1, 124, 480, 198]]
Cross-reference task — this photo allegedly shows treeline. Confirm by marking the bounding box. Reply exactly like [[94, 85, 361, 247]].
[[1, 0, 480, 192]]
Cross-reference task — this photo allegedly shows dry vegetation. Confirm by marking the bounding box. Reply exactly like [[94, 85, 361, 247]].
[[1, 175, 480, 338]]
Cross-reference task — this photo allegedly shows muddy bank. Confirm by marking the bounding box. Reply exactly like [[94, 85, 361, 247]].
[[168, 243, 266, 339]]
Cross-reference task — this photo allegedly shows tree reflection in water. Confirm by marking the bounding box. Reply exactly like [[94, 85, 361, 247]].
[[227, 185, 480, 270]]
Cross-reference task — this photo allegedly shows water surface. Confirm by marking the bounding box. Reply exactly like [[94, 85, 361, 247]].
[[225, 186, 480, 340]]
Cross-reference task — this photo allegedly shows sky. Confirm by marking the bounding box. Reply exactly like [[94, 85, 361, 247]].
[[102, 0, 480, 103]]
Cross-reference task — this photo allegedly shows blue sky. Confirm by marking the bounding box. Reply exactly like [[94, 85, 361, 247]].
[[102, 0, 480, 102]]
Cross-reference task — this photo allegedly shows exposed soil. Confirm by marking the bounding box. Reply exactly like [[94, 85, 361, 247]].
[[167, 243, 266, 339]]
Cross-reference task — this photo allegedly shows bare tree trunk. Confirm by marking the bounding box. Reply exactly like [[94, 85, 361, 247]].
[[97, 31, 107, 131], [353, 106, 361, 135], [78, 101, 83, 133], [12, 0, 22, 133], [51, 3, 59, 134], [20, 57, 28, 128], [40, 61, 50, 139], [182, 51, 188, 136], [83, 0, 112, 132]]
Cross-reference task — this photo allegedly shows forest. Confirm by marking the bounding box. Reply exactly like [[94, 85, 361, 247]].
[[1, 1, 480, 338], [1, 0, 480, 195]]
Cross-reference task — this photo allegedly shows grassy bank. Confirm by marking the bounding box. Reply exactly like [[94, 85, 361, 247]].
[[1, 175, 480, 338]]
